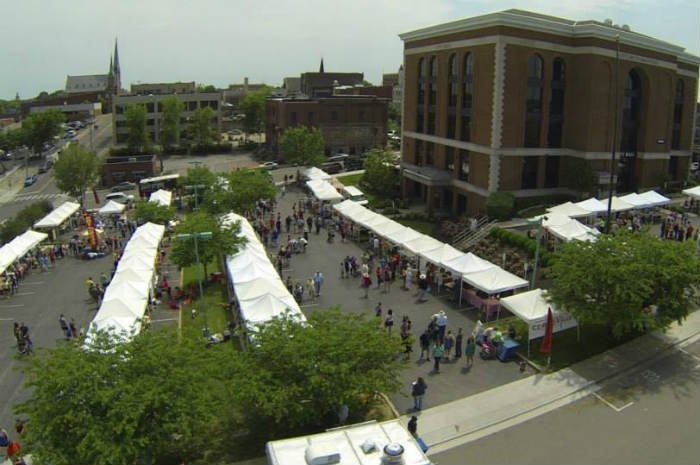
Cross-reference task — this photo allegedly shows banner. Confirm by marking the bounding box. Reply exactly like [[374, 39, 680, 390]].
[[529, 310, 577, 340]]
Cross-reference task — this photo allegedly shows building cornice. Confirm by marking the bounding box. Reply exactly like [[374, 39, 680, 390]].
[[400, 9, 700, 67]]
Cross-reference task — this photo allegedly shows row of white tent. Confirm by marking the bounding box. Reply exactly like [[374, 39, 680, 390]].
[[303, 166, 332, 181], [333, 200, 529, 295], [149, 189, 173, 207], [85, 222, 165, 345], [306, 179, 343, 202], [222, 212, 307, 330], [0, 230, 48, 274], [537, 190, 672, 242], [682, 185, 700, 199], [34, 201, 81, 229]]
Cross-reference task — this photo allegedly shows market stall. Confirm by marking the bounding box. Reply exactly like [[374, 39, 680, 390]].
[[148, 189, 173, 207]]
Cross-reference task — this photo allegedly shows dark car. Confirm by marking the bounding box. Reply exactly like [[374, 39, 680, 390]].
[[24, 175, 38, 187], [111, 181, 136, 192]]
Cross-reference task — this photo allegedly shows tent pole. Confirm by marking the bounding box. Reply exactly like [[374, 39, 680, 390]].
[[459, 278, 463, 306]]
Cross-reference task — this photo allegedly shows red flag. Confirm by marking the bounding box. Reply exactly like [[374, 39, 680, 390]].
[[540, 307, 554, 355]]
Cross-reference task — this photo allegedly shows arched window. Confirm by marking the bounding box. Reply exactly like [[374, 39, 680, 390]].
[[671, 79, 684, 149], [524, 54, 544, 147], [461, 53, 474, 142], [416, 58, 426, 132], [447, 54, 458, 138], [547, 58, 565, 148], [621, 69, 641, 152], [427, 56, 438, 134]]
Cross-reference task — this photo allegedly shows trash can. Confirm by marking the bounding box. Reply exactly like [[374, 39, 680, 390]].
[[497, 338, 520, 362]]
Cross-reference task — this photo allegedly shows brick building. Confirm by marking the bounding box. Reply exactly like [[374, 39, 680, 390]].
[[266, 95, 388, 156], [400, 9, 699, 215], [131, 82, 196, 95]]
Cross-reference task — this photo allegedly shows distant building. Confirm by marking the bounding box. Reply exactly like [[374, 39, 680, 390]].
[[101, 154, 159, 187], [300, 59, 364, 97], [131, 82, 195, 95], [223, 77, 268, 109], [30, 102, 102, 121], [66, 39, 121, 95], [382, 72, 399, 87], [112, 92, 222, 144], [334, 85, 393, 99], [282, 77, 301, 96], [393, 65, 404, 113], [400, 9, 699, 215], [266, 95, 388, 156]]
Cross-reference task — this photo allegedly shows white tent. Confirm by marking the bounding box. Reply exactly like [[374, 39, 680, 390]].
[[637, 190, 671, 207], [443, 252, 495, 275], [546, 201, 591, 218], [499, 289, 578, 355], [303, 166, 332, 181], [34, 201, 80, 228], [608, 196, 635, 212], [0, 230, 49, 273], [420, 243, 464, 266], [575, 197, 609, 214], [333, 199, 364, 216], [360, 214, 393, 230], [619, 192, 652, 209], [229, 260, 277, 283], [239, 294, 303, 324], [113, 266, 154, 284], [384, 226, 422, 245], [306, 180, 342, 201], [462, 266, 528, 295], [402, 234, 443, 256], [95, 296, 144, 320], [374, 220, 407, 240], [236, 279, 290, 301], [682, 185, 700, 199], [547, 220, 599, 242], [86, 317, 142, 343], [531, 212, 572, 228], [99, 200, 126, 215], [148, 189, 172, 207], [102, 280, 150, 300]]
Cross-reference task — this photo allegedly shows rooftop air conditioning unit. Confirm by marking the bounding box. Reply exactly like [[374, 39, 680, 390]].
[[382, 443, 405, 464], [305, 444, 341, 465]]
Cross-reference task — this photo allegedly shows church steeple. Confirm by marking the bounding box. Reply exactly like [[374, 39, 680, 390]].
[[108, 55, 113, 76], [319, 58, 324, 73], [111, 39, 121, 93], [113, 39, 121, 75]]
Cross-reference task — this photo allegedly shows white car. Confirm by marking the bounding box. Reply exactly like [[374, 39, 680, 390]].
[[105, 192, 134, 204], [259, 161, 279, 170], [691, 161, 699, 172]]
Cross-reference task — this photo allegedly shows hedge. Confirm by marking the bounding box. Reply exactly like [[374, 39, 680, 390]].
[[489, 227, 551, 267]]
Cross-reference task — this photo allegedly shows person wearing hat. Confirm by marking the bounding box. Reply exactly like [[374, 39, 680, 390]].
[[435, 310, 448, 341], [415, 273, 428, 303]]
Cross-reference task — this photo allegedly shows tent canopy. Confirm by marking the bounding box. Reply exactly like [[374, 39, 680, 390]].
[[574, 197, 608, 214], [546, 202, 591, 218], [442, 252, 495, 276], [420, 243, 464, 265], [683, 185, 700, 199], [99, 200, 126, 214], [148, 189, 172, 207], [303, 167, 331, 181], [637, 190, 670, 207], [619, 192, 652, 208], [402, 235, 443, 255], [608, 196, 635, 212], [462, 266, 529, 295], [547, 219, 599, 242], [306, 180, 342, 201], [34, 201, 80, 228], [499, 288, 578, 340]]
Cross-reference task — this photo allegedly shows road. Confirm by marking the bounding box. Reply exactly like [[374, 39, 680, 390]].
[[430, 340, 700, 465]]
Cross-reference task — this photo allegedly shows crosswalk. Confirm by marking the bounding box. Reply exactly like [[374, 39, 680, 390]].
[[11, 193, 69, 202]]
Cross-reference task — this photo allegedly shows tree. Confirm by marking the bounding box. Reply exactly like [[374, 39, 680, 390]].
[[361, 148, 399, 197], [133, 199, 175, 225], [561, 158, 597, 200], [228, 309, 405, 435], [547, 231, 700, 338], [0, 127, 25, 151], [196, 84, 217, 93], [190, 107, 216, 147], [16, 327, 234, 465], [170, 211, 246, 277], [486, 192, 515, 220], [279, 126, 325, 166], [52, 143, 101, 204], [203, 169, 277, 215], [124, 104, 149, 153], [240, 86, 271, 135], [21, 109, 64, 154], [0, 201, 52, 244], [160, 96, 184, 149]]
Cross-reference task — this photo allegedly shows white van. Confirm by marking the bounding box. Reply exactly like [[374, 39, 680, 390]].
[[341, 185, 368, 205]]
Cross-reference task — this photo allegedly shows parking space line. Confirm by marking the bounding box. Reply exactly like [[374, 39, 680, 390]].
[[0, 304, 24, 308], [593, 392, 634, 412], [14, 292, 35, 296], [679, 347, 700, 362], [20, 282, 44, 285]]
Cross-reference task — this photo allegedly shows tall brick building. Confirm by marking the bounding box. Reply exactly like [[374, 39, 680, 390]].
[[400, 9, 699, 215]]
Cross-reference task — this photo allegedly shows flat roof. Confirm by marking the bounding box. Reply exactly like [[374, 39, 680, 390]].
[[266, 419, 430, 465]]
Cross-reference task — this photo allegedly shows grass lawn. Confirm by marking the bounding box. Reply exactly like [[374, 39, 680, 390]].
[[497, 316, 640, 371], [335, 173, 363, 186], [179, 259, 234, 335]]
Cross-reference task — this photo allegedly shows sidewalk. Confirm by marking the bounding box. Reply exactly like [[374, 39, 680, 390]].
[[406, 310, 700, 456]]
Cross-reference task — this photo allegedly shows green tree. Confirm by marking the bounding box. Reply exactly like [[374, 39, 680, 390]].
[[279, 126, 325, 166], [547, 231, 700, 338], [561, 158, 597, 200], [190, 107, 216, 147], [229, 309, 404, 435], [361, 148, 398, 197], [203, 169, 277, 215], [196, 84, 217, 93], [170, 211, 245, 277], [160, 96, 184, 149], [0, 201, 52, 244], [240, 86, 271, 135], [21, 109, 64, 154], [0, 127, 26, 151], [124, 104, 150, 153], [52, 143, 101, 204], [133, 199, 175, 225], [486, 192, 515, 220], [17, 327, 233, 465]]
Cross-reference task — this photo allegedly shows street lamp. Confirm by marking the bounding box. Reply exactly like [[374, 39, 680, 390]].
[[186, 160, 206, 211], [177, 231, 213, 333], [528, 215, 547, 289]]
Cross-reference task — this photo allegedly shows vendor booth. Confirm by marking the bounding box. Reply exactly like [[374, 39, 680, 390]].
[[34, 201, 81, 238], [148, 189, 173, 207], [99, 200, 126, 215], [499, 288, 578, 356]]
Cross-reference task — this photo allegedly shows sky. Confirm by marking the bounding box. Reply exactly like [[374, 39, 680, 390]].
[[1, 0, 698, 100]]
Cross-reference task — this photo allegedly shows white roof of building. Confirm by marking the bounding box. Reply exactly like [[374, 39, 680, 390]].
[[266, 420, 430, 465], [65, 74, 109, 93]]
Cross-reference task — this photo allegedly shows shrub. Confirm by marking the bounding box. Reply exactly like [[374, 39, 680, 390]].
[[486, 192, 515, 220], [1, 201, 53, 244]]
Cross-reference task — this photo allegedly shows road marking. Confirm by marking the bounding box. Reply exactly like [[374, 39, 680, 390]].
[[593, 392, 635, 412], [14, 292, 35, 296], [0, 304, 24, 308], [0, 318, 17, 320], [151, 318, 178, 323], [21, 281, 44, 285], [679, 347, 700, 362], [301, 303, 319, 308]]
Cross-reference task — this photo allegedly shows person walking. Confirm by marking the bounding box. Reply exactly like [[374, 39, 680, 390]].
[[411, 377, 427, 411], [384, 309, 394, 333], [69, 318, 78, 340], [465, 335, 476, 366], [419, 328, 431, 361], [444, 330, 455, 361], [454, 328, 464, 359], [313, 271, 324, 298], [361, 272, 371, 299], [431, 340, 445, 373], [59, 314, 70, 339], [435, 310, 448, 341], [407, 415, 418, 437]]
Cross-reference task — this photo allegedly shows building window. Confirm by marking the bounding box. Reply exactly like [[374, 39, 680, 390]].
[[445, 146, 455, 171], [524, 54, 544, 147], [668, 155, 679, 178], [359, 110, 365, 121], [115, 105, 124, 115], [447, 115, 456, 139], [291, 112, 297, 125], [671, 80, 684, 150], [621, 70, 641, 153], [415, 140, 424, 166], [331, 111, 338, 121], [458, 150, 469, 182], [308, 112, 314, 125], [521, 157, 538, 189], [461, 53, 474, 142], [416, 57, 427, 133], [547, 58, 565, 148], [425, 142, 434, 166], [427, 56, 438, 135], [448, 54, 458, 107], [544, 156, 559, 188]]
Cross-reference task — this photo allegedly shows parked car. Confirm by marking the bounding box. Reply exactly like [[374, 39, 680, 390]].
[[111, 181, 136, 192], [24, 175, 38, 187], [105, 192, 134, 204], [259, 161, 279, 170]]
